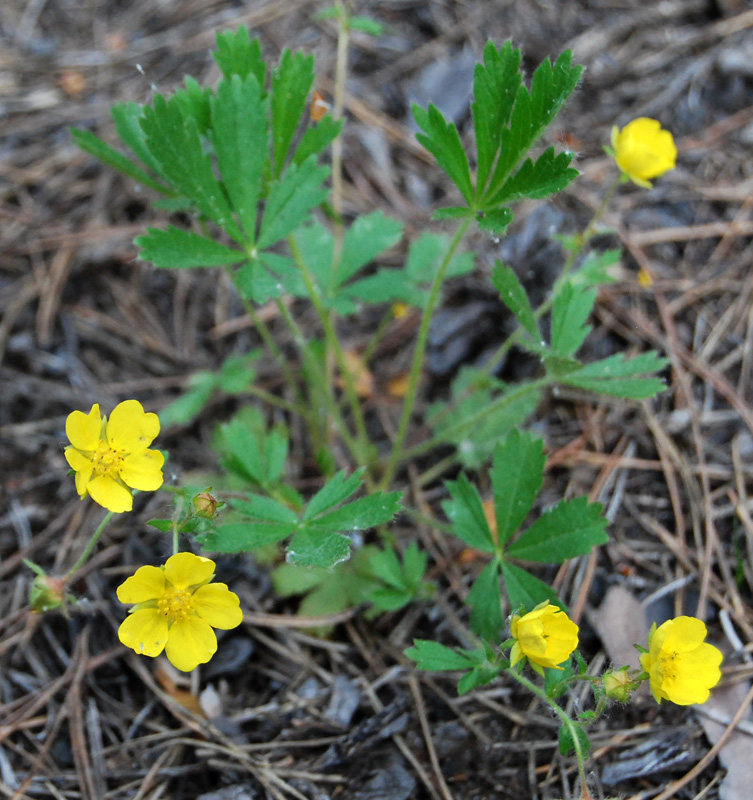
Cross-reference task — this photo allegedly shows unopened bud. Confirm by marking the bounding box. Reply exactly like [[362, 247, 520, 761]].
[[193, 491, 219, 519], [603, 668, 634, 702], [30, 574, 69, 613]]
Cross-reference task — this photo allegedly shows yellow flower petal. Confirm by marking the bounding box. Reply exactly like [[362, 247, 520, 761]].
[[74, 463, 94, 497], [509, 603, 579, 671], [193, 583, 243, 630], [662, 616, 707, 652], [119, 449, 165, 491], [66, 404, 102, 450], [117, 565, 167, 604], [118, 608, 168, 657], [87, 474, 133, 513], [163, 552, 215, 590], [107, 399, 160, 451], [164, 616, 217, 672], [612, 117, 676, 188], [64, 445, 92, 472]]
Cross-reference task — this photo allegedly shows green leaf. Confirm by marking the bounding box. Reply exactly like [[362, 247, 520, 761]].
[[293, 115, 343, 166], [476, 207, 513, 235], [199, 520, 292, 552], [506, 496, 608, 562], [230, 495, 299, 525], [432, 207, 474, 221], [550, 281, 596, 358], [402, 542, 427, 589], [271, 49, 315, 177], [159, 371, 217, 426], [567, 248, 621, 288], [272, 562, 327, 596], [413, 103, 473, 206], [174, 76, 212, 134], [458, 665, 503, 695], [217, 352, 261, 394], [216, 408, 288, 488], [135, 226, 243, 268], [367, 546, 405, 590], [368, 587, 414, 612], [214, 27, 266, 86], [442, 473, 495, 553], [304, 469, 363, 519], [468, 560, 503, 641], [405, 640, 483, 672], [311, 492, 402, 531], [490, 430, 545, 546], [147, 518, 173, 533], [111, 102, 166, 179], [559, 722, 591, 758], [286, 529, 351, 568], [257, 156, 330, 249], [486, 147, 578, 206], [349, 15, 384, 36], [483, 49, 582, 202], [338, 211, 403, 285], [140, 94, 242, 241], [491, 261, 539, 340], [211, 74, 269, 237], [559, 351, 668, 399], [70, 128, 171, 195], [501, 561, 561, 611], [472, 41, 522, 197]]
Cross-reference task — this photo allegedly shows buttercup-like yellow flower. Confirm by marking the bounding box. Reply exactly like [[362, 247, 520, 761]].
[[65, 400, 164, 513], [510, 601, 579, 674], [117, 552, 243, 672], [639, 616, 722, 705], [610, 118, 677, 188]]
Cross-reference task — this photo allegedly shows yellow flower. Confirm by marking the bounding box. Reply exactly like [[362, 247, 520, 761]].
[[65, 400, 164, 513], [639, 616, 722, 705], [510, 601, 579, 674], [117, 552, 243, 672], [610, 118, 677, 188]]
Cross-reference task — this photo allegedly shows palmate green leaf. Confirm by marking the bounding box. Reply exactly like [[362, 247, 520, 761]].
[[304, 469, 363, 518], [217, 351, 262, 394], [174, 76, 212, 135], [413, 103, 473, 206], [567, 248, 621, 288], [472, 40, 522, 197], [559, 722, 591, 758], [458, 665, 503, 695], [309, 492, 402, 531], [257, 155, 329, 249], [405, 640, 484, 672], [159, 371, 216, 427], [402, 542, 428, 589], [339, 212, 403, 284], [216, 407, 288, 488], [211, 74, 269, 238], [232, 254, 304, 303], [483, 50, 582, 204], [559, 351, 668, 399], [271, 49, 315, 177], [111, 102, 166, 179], [506, 496, 608, 562], [550, 281, 597, 358], [140, 94, 243, 241], [135, 226, 244, 268], [442, 473, 495, 553], [490, 430, 545, 546], [214, 26, 266, 86], [501, 561, 561, 613], [367, 546, 404, 590], [292, 115, 343, 166], [476, 207, 514, 235], [199, 520, 293, 552], [70, 128, 171, 195], [468, 560, 503, 641], [486, 147, 578, 206], [491, 261, 539, 340]]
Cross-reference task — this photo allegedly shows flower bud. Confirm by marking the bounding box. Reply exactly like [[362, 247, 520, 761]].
[[193, 490, 219, 519], [602, 668, 634, 702], [29, 574, 69, 613]]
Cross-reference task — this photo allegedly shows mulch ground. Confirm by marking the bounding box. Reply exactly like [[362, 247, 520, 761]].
[[2, 1, 753, 798]]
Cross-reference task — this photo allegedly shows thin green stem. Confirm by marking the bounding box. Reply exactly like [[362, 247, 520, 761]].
[[378, 219, 472, 491], [65, 510, 117, 581], [288, 235, 373, 465], [506, 668, 590, 798], [172, 521, 179, 556]]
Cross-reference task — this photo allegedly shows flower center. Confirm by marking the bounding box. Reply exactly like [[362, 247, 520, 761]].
[[659, 651, 678, 681], [91, 440, 125, 477], [157, 587, 196, 622]]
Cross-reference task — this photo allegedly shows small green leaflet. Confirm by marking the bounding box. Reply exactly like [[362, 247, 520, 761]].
[[491, 261, 539, 340], [550, 281, 597, 358], [111, 101, 167, 180], [559, 722, 591, 758], [405, 640, 485, 672], [257, 155, 330, 249], [501, 561, 561, 613], [486, 147, 578, 206], [489, 430, 545, 546], [213, 27, 266, 86], [472, 41, 522, 198], [505, 496, 608, 562], [442, 473, 495, 553], [468, 560, 503, 641], [210, 74, 269, 238], [135, 226, 243, 268], [566, 248, 621, 288], [413, 103, 474, 206], [271, 50, 315, 177], [293, 115, 343, 167], [559, 351, 668, 399]]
